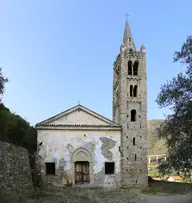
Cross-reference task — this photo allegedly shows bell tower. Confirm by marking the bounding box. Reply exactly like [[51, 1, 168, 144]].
[[113, 19, 148, 187]]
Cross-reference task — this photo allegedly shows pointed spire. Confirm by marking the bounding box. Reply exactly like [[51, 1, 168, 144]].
[[121, 19, 136, 52], [123, 20, 131, 44]]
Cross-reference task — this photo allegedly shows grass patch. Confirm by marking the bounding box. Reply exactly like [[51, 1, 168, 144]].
[[148, 168, 160, 177], [119, 188, 142, 197]]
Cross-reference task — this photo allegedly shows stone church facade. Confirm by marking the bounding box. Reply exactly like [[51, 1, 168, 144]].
[[36, 20, 148, 187]]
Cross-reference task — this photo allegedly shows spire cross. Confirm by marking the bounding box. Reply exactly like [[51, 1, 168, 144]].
[[78, 100, 81, 105], [125, 13, 129, 20]]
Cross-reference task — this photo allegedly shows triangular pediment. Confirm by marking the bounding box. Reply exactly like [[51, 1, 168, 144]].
[[36, 105, 119, 127]]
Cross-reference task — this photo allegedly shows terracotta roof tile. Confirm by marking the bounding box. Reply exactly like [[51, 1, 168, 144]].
[[170, 176, 183, 180], [153, 178, 161, 181]]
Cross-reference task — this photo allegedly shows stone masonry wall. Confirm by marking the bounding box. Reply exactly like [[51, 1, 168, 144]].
[[0, 140, 34, 203], [113, 50, 148, 188]]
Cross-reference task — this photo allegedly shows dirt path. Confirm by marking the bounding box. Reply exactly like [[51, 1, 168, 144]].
[[147, 193, 192, 203]]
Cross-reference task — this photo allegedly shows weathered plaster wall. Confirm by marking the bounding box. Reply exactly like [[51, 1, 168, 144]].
[[48, 110, 110, 125], [0, 140, 33, 203], [37, 129, 121, 187]]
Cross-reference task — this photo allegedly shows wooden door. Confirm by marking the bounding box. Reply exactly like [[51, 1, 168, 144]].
[[75, 162, 90, 184]]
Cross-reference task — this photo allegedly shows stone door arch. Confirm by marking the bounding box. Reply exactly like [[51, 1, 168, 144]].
[[71, 148, 93, 185]]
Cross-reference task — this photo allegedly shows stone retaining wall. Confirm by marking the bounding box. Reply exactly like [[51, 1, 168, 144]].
[[0, 140, 34, 203]]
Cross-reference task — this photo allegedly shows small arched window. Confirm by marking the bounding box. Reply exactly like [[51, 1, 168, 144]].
[[129, 37, 131, 42], [135, 154, 137, 161], [133, 85, 137, 97], [128, 61, 132, 75], [130, 85, 133, 97], [133, 137, 135, 145], [133, 61, 139, 75], [131, 109, 136, 122]]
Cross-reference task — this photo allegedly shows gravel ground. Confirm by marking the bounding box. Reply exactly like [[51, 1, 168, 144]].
[[19, 188, 192, 203]]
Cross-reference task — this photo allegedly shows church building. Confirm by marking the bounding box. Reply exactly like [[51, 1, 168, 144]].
[[36, 19, 148, 188]]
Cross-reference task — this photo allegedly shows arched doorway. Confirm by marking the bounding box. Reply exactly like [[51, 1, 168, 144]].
[[75, 161, 89, 184], [71, 148, 93, 185]]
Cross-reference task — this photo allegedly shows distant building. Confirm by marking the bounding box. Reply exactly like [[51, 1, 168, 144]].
[[152, 177, 161, 181], [167, 176, 183, 182]]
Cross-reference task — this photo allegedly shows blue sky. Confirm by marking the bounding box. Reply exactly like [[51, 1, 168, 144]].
[[1, 0, 191, 126]]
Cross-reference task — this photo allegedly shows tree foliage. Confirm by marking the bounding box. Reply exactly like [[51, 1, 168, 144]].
[[0, 68, 37, 152], [0, 67, 8, 102], [0, 104, 37, 151], [156, 36, 192, 177]]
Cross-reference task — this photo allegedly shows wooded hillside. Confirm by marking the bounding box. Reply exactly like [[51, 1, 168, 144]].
[[147, 120, 167, 155]]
